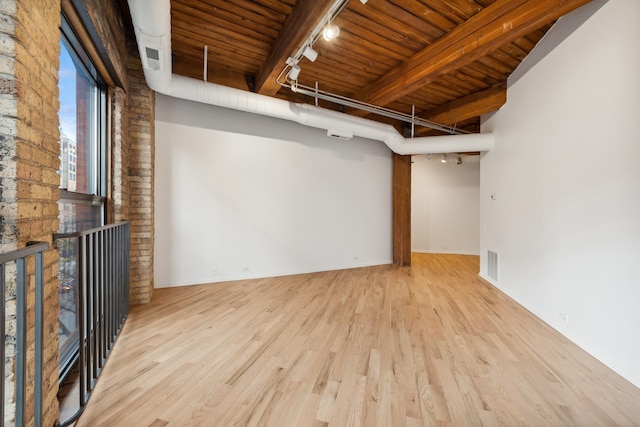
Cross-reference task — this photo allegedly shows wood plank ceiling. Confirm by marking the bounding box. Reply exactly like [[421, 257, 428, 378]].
[[169, 0, 592, 136]]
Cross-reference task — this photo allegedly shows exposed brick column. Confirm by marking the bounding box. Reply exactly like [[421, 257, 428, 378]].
[[126, 38, 154, 304], [110, 86, 129, 223], [1, 0, 62, 425]]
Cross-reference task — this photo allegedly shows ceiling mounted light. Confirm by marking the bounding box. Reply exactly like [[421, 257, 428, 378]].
[[323, 23, 340, 41], [456, 156, 463, 165], [287, 64, 301, 81], [302, 45, 318, 62], [441, 153, 448, 163]]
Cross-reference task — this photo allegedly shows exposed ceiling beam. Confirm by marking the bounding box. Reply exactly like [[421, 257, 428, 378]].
[[414, 83, 507, 136], [351, 0, 593, 115], [255, 0, 335, 96]]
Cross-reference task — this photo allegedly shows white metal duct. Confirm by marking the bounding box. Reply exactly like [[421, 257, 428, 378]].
[[127, 0, 494, 155]]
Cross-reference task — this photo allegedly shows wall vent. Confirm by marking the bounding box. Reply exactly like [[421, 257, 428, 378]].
[[144, 47, 161, 71], [487, 250, 499, 282]]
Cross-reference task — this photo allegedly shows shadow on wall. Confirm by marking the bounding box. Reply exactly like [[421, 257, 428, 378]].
[[155, 93, 388, 162]]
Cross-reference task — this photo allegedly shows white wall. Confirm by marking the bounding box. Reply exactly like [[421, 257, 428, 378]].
[[480, 0, 640, 387], [411, 155, 480, 255], [155, 94, 392, 287]]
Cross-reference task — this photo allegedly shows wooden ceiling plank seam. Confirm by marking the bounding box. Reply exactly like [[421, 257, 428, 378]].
[[247, 0, 294, 16], [171, 9, 275, 47], [352, 0, 447, 44], [339, 10, 429, 52], [219, 0, 288, 23], [475, 54, 514, 77], [498, 42, 530, 64], [311, 46, 394, 77], [435, 72, 487, 93], [387, 0, 456, 34], [173, 38, 264, 62], [458, 64, 504, 87], [318, 34, 409, 71], [173, 60, 251, 90], [255, 0, 336, 96], [351, 0, 591, 112], [175, 50, 263, 75], [172, 0, 284, 35], [446, 69, 495, 89], [304, 57, 382, 83], [174, 32, 264, 63], [172, 27, 271, 56], [414, 0, 469, 24], [338, 18, 420, 57], [487, 49, 524, 71], [441, 0, 487, 20]]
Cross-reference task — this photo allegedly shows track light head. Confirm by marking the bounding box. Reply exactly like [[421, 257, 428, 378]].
[[323, 23, 340, 41], [456, 156, 463, 165], [287, 64, 301, 81], [441, 153, 448, 163], [303, 45, 318, 62]]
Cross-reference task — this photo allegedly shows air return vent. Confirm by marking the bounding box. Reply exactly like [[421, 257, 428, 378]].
[[487, 250, 499, 282], [145, 47, 161, 71]]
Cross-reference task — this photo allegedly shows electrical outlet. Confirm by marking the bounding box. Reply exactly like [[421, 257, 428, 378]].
[[211, 268, 217, 276], [559, 312, 569, 323], [242, 267, 251, 273]]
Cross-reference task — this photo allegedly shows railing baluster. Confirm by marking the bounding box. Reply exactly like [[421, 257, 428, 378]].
[[0, 241, 48, 427], [1, 263, 5, 425], [15, 257, 26, 427], [35, 249, 44, 426], [53, 222, 130, 427]]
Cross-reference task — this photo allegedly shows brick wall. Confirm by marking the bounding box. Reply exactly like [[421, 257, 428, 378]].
[[110, 86, 129, 223], [126, 36, 155, 305], [1, 0, 62, 425]]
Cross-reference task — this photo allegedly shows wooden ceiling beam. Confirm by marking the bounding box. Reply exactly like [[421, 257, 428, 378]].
[[351, 0, 592, 114], [414, 82, 507, 137], [255, 0, 335, 96]]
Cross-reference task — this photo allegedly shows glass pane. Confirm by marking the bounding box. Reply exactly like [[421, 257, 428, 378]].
[[58, 39, 97, 194], [58, 237, 78, 370], [57, 36, 104, 373], [58, 201, 103, 234]]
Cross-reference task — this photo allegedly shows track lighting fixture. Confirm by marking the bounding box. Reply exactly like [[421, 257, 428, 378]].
[[456, 156, 463, 165], [441, 153, 448, 163], [302, 45, 318, 62], [287, 64, 301, 81], [426, 154, 433, 160], [323, 22, 340, 41]]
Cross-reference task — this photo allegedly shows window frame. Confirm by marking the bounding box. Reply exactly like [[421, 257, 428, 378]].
[[57, 12, 110, 379], [59, 14, 108, 216]]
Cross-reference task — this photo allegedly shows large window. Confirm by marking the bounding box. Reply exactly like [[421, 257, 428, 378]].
[[57, 15, 107, 377]]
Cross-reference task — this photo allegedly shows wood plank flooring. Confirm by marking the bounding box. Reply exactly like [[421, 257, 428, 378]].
[[76, 254, 640, 426]]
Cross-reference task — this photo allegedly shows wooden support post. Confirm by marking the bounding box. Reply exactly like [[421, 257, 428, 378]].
[[393, 154, 411, 266]]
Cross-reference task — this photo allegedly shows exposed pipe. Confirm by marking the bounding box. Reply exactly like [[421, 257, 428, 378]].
[[127, 0, 494, 155]]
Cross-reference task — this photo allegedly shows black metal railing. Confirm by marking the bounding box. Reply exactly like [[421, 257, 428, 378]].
[[55, 222, 130, 426], [1, 241, 49, 426]]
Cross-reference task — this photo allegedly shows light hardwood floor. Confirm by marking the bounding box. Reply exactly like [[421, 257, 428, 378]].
[[76, 254, 640, 426]]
